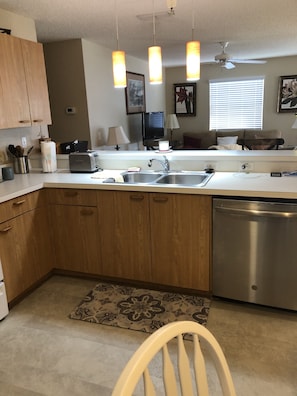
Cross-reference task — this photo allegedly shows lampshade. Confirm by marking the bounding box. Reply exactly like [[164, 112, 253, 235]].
[[107, 126, 130, 150], [112, 50, 127, 88], [292, 114, 297, 129], [112, 0, 126, 88], [148, 46, 162, 84], [166, 114, 180, 129], [166, 114, 180, 140], [186, 41, 200, 81]]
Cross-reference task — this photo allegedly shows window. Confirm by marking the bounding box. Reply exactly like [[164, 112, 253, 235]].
[[209, 77, 264, 130]]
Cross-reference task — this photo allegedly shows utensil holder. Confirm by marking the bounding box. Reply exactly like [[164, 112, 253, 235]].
[[14, 156, 29, 174]]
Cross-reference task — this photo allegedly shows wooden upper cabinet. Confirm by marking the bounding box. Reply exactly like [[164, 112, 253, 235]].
[[0, 34, 31, 129], [21, 38, 52, 126], [0, 34, 51, 129]]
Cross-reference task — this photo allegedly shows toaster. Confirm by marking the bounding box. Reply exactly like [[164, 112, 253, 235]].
[[69, 151, 99, 173]]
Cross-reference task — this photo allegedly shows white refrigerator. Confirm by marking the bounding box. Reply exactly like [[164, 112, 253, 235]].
[[0, 260, 9, 320]]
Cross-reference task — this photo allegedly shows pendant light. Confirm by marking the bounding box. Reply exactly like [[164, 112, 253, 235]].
[[112, 0, 127, 88], [148, 0, 162, 84], [186, 0, 200, 81]]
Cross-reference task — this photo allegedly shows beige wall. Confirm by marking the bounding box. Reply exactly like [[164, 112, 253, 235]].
[[44, 40, 91, 147], [0, 8, 36, 41], [166, 56, 297, 146], [45, 38, 166, 150]]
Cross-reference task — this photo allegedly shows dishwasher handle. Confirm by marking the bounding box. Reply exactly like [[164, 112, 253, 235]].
[[215, 206, 297, 218]]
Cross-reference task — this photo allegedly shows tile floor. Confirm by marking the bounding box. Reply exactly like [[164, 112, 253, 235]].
[[0, 275, 296, 395]]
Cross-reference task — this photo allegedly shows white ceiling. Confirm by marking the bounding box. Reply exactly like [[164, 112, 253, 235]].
[[1, 0, 297, 67]]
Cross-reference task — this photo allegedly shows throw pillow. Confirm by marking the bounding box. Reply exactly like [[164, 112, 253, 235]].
[[217, 136, 238, 145]]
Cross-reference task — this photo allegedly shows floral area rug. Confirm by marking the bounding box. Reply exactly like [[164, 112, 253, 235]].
[[69, 282, 211, 335]]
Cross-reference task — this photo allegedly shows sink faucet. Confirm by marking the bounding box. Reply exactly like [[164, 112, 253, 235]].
[[148, 155, 170, 173]]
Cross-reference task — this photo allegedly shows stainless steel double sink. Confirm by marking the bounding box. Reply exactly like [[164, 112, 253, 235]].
[[119, 171, 213, 187]]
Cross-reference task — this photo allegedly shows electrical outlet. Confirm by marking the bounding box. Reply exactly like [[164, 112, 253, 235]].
[[21, 137, 27, 148], [240, 162, 254, 172]]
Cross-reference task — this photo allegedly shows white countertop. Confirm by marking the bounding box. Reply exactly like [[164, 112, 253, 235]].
[[1, 169, 297, 203]]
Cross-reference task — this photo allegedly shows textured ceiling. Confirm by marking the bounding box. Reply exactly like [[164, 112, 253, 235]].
[[0, 0, 297, 67]]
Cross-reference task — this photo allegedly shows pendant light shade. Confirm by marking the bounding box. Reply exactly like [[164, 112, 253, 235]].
[[186, 40, 200, 81], [148, 46, 162, 84], [112, 50, 127, 88], [112, 0, 126, 88], [186, 0, 200, 81]]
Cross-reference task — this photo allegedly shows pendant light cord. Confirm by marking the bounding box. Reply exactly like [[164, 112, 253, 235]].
[[115, 0, 120, 50], [152, 0, 156, 45], [191, 0, 195, 40]]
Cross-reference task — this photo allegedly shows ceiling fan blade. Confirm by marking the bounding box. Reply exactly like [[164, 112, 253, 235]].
[[229, 59, 267, 64], [224, 61, 236, 70]]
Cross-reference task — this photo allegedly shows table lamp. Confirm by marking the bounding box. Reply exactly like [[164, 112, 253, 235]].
[[107, 126, 130, 150], [166, 114, 180, 141]]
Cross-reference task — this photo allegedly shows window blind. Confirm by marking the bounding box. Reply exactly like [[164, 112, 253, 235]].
[[209, 77, 264, 130]]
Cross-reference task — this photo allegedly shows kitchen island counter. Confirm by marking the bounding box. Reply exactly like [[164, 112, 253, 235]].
[[0, 170, 297, 203]]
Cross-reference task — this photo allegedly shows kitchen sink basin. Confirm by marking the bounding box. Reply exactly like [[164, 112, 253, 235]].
[[156, 172, 212, 186], [120, 171, 213, 187], [121, 172, 163, 183]]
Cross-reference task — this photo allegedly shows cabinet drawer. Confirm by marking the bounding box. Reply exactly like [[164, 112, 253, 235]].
[[47, 188, 97, 206], [0, 190, 45, 223]]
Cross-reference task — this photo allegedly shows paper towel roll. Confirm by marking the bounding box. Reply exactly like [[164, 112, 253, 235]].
[[41, 141, 57, 173]]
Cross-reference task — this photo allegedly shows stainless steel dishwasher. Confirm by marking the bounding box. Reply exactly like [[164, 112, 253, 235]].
[[213, 197, 297, 311]]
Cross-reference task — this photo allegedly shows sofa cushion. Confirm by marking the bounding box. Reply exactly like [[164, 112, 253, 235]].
[[217, 136, 238, 145]]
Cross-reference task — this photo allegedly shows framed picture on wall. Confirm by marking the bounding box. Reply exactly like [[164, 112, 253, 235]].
[[277, 75, 297, 113], [125, 72, 146, 114], [174, 83, 196, 116]]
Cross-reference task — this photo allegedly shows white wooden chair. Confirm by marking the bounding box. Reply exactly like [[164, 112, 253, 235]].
[[112, 320, 236, 396]]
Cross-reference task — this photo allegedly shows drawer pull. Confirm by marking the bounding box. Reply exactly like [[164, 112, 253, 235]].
[[33, 119, 43, 123], [80, 209, 94, 216], [130, 195, 144, 201], [0, 226, 12, 233], [19, 120, 31, 124], [13, 199, 26, 206], [153, 196, 168, 203], [64, 191, 78, 197]]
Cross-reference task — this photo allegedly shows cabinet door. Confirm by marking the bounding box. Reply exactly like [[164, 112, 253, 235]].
[[97, 191, 151, 281], [0, 34, 31, 129], [150, 193, 211, 291], [21, 39, 52, 125], [0, 209, 52, 303], [50, 205, 100, 274]]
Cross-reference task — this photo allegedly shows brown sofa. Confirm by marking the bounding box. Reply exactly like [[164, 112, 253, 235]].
[[183, 130, 283, 150]]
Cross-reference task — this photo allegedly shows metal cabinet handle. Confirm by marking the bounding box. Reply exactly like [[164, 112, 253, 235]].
[[153, 196, 168, 203], [130, 195, 144, 201], [33, 119, 43, 123], [13, 199, 26, 206], [19, 120, 31, 124], [80, 209, 94, 216], [0, 225, 12, 233], [216, 206, 297, 218]]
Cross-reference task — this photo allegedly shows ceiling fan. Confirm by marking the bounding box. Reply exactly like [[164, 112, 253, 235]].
[[213, 42, 267, 69]]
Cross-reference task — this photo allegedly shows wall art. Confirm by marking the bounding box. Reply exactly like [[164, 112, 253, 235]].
[[174, 83, 196, 116], [277, 75, 297, 113], [125, 72, 146, 114]]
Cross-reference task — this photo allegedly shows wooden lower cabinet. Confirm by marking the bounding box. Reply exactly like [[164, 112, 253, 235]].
[[150, 193, 211, 291], [97, 191, 151, 282], [0, 187, 211, 303], [0, 207, 52, 303], [97, 191, 211, 292], [49, 204, 100, 274]]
